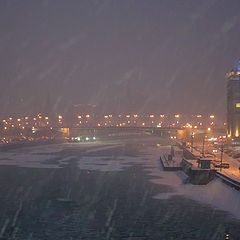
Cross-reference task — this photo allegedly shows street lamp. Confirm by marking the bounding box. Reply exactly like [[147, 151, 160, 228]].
[[219, 139, 224, 172], [191, 132, 194, 153], [202, 135, 208, 157]]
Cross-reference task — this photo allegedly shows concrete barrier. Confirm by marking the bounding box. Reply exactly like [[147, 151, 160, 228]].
[[182, 158, 216, 185], [160, 156, 182, 171]]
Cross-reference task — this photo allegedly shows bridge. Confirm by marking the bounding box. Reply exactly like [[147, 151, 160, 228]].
[[60, 126, 180, 138], [34, 126, 226, 139]]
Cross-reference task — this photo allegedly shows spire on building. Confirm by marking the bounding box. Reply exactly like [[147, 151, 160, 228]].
[[227, 59, 240, 80]]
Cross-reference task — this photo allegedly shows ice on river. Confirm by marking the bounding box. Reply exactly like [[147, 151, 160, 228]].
[[0, 142, 239, 219]]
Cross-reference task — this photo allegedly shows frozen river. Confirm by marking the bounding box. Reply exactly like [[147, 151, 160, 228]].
[[0, 134, 239, 239]]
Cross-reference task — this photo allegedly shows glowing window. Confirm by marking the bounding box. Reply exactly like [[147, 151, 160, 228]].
[[236, 103, 240, 108]]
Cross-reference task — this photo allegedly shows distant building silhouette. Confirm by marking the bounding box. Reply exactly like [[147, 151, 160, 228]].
[[227, 60, 240, 139]]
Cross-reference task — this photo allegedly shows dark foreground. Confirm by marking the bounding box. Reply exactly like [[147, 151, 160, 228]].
[[0, 136, 239, 240]]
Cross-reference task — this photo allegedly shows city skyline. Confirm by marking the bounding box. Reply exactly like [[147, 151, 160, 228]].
[[0, 2, 239, 238]]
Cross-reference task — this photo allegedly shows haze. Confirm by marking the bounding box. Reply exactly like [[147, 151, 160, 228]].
[[0, 0, 240, 117]]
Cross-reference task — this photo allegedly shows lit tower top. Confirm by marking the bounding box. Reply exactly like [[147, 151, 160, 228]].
[[227, 59, 240, 80], [226, 59, 240, 139]]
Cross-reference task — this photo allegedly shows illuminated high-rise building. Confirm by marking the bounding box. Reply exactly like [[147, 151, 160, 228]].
[[227, 59, 240, 139]]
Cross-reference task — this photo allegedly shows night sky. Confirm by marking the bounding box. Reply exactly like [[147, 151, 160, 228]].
[[0, 0, 240, 117]]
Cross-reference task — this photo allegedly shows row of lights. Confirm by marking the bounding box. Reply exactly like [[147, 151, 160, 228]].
[[1, 113, 219, 130], [1, 114, 216, 122]]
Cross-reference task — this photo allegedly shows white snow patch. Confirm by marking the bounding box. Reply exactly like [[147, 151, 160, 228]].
[[77, 156, 138, 172], [153, 192, 179, 200], [140, 147, 240, 220]]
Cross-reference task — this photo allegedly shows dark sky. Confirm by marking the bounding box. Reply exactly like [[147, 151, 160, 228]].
[[0, 0, 240, 117]]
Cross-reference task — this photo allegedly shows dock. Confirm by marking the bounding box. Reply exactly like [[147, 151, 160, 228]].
[[160, 144, 216, 185], [160, 146, 183, 171]]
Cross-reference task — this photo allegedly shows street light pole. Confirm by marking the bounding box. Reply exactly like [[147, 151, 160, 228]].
[[220, 141, 223, 172], [202, 135, 205, 157], [191, 132, 194, 153]]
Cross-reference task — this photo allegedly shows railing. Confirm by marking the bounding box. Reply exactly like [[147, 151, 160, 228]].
[[216, 172, 240, 190]]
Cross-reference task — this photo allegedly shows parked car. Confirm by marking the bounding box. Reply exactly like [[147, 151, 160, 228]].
[[67, 136, 96, 143], [214, 162, 230, 169]]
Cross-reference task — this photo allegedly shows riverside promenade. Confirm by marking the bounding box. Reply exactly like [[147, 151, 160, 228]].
[[178, 141, 240, 190]]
